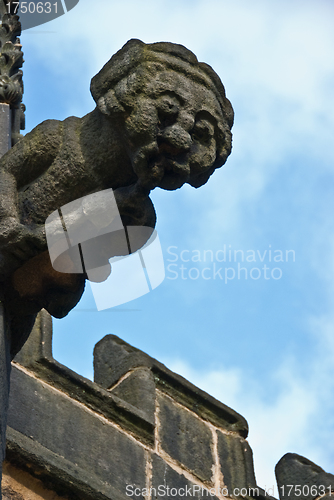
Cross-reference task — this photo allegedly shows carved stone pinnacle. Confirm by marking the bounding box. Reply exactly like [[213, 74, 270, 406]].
[[0, 0, 25, 145]]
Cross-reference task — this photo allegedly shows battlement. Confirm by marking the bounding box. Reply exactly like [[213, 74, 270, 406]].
[[3, 311, 334, 500], [3, 310, 267, 500]]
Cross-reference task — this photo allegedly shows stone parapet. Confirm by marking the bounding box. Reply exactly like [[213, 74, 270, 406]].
[[3, 310, 266, 500]]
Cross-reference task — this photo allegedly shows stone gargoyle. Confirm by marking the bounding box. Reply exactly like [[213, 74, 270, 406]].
[[0, 39, 234, 357]]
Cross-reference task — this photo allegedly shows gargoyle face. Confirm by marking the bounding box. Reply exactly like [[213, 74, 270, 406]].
[[123, 70, 229, 191]]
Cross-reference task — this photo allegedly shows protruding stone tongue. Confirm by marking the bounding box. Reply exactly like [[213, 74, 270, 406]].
[[275, 453, 334, 500]]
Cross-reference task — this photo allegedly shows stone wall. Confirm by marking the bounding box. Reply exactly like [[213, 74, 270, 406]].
[[5, 311, 334, 500], [3, 310, 268, 500]]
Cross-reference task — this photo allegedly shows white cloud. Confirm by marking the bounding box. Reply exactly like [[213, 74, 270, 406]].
[[118, 0, 334, 247]]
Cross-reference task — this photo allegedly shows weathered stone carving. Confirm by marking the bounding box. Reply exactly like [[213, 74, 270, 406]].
[[0, 0, 25, 145], [0, 38, 233, 357]]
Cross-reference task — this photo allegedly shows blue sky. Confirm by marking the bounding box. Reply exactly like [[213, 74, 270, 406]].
[[19, 0, 334, 492]]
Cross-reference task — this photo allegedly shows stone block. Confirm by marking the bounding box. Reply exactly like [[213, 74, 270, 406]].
[[7, 365, 147, 499], [151, 454, 220, 500], [94, 334, 153, 389], [111, 368, 156, 424], [157, 393, 213, 483], [217, 431, 256, 497]]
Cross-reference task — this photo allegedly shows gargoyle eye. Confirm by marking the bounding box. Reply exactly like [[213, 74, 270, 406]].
[[192, 120, 215, 144]]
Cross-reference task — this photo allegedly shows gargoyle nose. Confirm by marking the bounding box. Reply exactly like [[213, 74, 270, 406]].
[[159, 125, 191, 154]]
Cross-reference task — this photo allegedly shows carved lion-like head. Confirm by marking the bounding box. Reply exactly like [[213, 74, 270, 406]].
[[91, 39, 234, 191]]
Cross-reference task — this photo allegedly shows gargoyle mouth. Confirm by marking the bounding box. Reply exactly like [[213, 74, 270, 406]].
[[149, 156, 190, 190], [132, 142, 190, 190], [148, 143, 191, 190]]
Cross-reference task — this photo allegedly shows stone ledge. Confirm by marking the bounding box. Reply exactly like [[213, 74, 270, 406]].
[[6, 375, 148, 499], [14, 313, 248, 439], [6, 427, 128, 500], [13, 311, 154, 446]]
